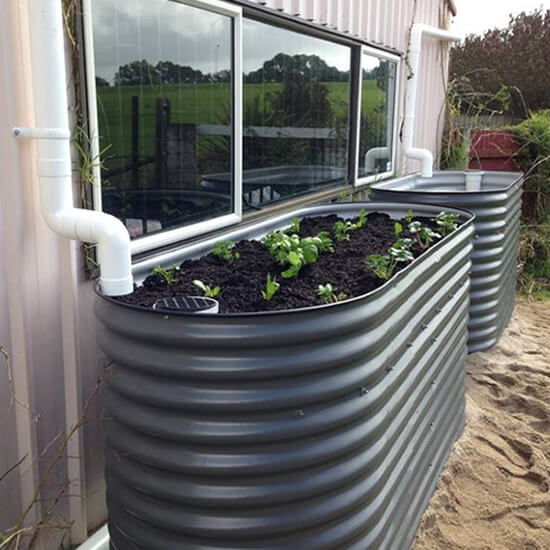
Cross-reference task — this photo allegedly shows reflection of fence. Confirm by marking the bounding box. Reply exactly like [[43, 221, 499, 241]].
[[107, 96, 340, 191]]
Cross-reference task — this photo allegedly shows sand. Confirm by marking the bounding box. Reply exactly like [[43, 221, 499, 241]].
[[414, 300, 550, 550]]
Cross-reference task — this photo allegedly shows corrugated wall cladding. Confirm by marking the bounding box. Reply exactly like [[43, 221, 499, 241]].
[[370, 171, 523, 353], [95, 202, 474, 549], [249, 0, 454, 173]]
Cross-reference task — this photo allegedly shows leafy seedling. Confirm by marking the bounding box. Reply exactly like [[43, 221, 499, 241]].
[[317, 283, 347, 304], [365, 240, 414, 280], [394, 222, 403, 238], [153, 264, 179, 285], [213, 240, 240, 261], [405, 209, 415, 224], [333, 220, 355, 241], [263, 230, 333, 278], [261, 274, 280, 301], [356, 208, 368, 228], [432, 211, 460, 236], [193, 280, 221, 298], [408, 221, 441, 249], [287, 217, 301, 233]]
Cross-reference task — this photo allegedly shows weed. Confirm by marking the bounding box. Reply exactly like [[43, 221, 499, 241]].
[[317, 283, 347, 304], [213, 240, 240, 261], [153, 264, 179, 285]]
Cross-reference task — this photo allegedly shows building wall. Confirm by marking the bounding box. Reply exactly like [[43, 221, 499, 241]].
[[0, 0, 454, 546]]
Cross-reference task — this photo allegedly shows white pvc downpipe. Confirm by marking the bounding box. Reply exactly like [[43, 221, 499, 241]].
[[13, 0, 133, 296], [404, 24, 462, 178]]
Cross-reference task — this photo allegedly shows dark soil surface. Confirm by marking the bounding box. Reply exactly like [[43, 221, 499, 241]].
[[116, 212, 445, 314]]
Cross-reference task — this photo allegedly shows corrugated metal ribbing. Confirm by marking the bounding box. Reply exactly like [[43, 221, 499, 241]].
[[370, 171, 523, 353], [95, 202, 473, 549]]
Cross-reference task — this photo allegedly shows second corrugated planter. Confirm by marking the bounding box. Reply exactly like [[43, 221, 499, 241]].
[[95, 203, 474, 550], [370, 170, 523, 353]]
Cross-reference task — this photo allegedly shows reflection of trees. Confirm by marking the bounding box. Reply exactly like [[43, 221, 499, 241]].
[[245, 53, 349, 84], [111, 59, 229, 86], [360, 105, 388, 156]]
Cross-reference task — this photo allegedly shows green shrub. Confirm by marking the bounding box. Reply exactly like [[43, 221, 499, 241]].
[[518, 224, 550, 299]]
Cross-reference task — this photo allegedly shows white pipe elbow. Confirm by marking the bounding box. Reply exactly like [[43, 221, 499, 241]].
[[405, 147, 433, 178], [365, 147, 390, 172]]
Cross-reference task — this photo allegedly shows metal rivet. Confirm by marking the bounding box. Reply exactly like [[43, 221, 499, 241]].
[[407, 341, 414, 348], [431, 380, 437, 385], [421, 323, 429, 330], [294, 409, 304, 418], [431, 337, 438, 344], [448, 294, 454, 300], [435, 307, 442, 314], [430, 422, 435, 428], [360, 386, 369, 396], [387, 366, 394, 373]]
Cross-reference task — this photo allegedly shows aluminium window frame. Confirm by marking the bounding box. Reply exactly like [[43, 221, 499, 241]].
[[82, 0, 243, 256], [353, 45, 401, 188]]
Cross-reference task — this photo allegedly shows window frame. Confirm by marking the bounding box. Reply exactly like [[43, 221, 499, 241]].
[[82, 0, 243, 256], [353, 45, 401, 188]]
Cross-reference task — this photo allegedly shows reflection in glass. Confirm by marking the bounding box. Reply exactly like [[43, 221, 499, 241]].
[[237, 19, 351, 208], [91, 0, 233, 239], [358, 54, 397, 179]]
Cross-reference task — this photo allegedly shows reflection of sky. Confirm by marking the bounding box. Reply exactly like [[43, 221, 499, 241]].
[[92, 0, 351, 84], [243, 19, 351, 73]]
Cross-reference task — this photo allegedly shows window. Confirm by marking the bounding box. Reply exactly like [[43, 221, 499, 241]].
[[236, 19, 352, 209], [84, 1, 399, 255], [355, 46, 399, 186], [85, 0, 242, 254]]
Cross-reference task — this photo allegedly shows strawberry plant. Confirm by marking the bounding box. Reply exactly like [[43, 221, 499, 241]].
[[317, 283, 347, 304], [261, 274, 280, 301], [286, 217, 301, 233], [213, 240, 240, 261], [333, 220, 355, 241], [432, 211, 460, 236], [408, 221, 441, 249], [153, 264, 179, 285], [193, 280, 221, 298]]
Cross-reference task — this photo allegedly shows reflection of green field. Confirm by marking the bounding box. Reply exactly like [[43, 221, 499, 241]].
[[96, 81, 383, 159]]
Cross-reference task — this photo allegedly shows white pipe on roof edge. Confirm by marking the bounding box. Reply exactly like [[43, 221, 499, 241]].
[[403, 24, 462, 178], [13, 0, 133, 296]]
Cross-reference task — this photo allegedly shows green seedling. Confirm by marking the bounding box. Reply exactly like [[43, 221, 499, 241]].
[[365, 241, 414, 280], [394, 222, 404, 238], [213, 240, 240, 261], [408, 221, 441, 249], [262, 230, 333, 278], [287, 217, 301, 233], [432, 211, 460, 236], [192, 279, 220, 298], [153, 264, 179, 285], [261, 274, 280, 301], [356, 208, 368, 228], [333, 220, 355, 241], [317, 283, 347, 304], [405, 209, 415, 224]]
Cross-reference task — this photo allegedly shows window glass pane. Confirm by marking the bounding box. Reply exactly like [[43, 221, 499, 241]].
[[358, 54, 397, 179], [235, 19, 351, 209], [91, 0, 234, 239]]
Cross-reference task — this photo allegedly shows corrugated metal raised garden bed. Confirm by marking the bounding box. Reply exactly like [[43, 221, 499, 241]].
[[370, 170, 523, 353], [95, 202, 474, 549]]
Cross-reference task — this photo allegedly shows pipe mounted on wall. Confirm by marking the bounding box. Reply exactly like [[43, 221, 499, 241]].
[[12, 0, 133, 296], [404, 24, 462, 177]]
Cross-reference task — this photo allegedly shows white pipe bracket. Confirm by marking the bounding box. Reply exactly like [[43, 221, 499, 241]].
[[12, 127, 71, 140]]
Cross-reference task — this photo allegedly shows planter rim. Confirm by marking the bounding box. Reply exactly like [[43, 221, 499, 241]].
[[95, 201, 474, 318], [371, 170, 523, 196]]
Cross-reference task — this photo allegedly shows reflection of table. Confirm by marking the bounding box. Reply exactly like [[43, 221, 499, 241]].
[[202, 165, 347, 208], [103, 189, 231, 238]]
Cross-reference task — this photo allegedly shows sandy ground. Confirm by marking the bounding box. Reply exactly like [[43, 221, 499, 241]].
[[414, 300, 550, 550]]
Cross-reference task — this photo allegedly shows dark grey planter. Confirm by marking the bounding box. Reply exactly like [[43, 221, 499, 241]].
[[370, 170, 523, 354], [95, 202, 474, 550]]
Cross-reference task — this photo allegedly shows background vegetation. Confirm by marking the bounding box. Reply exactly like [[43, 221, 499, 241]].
[[447, 9, 550, 300]]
